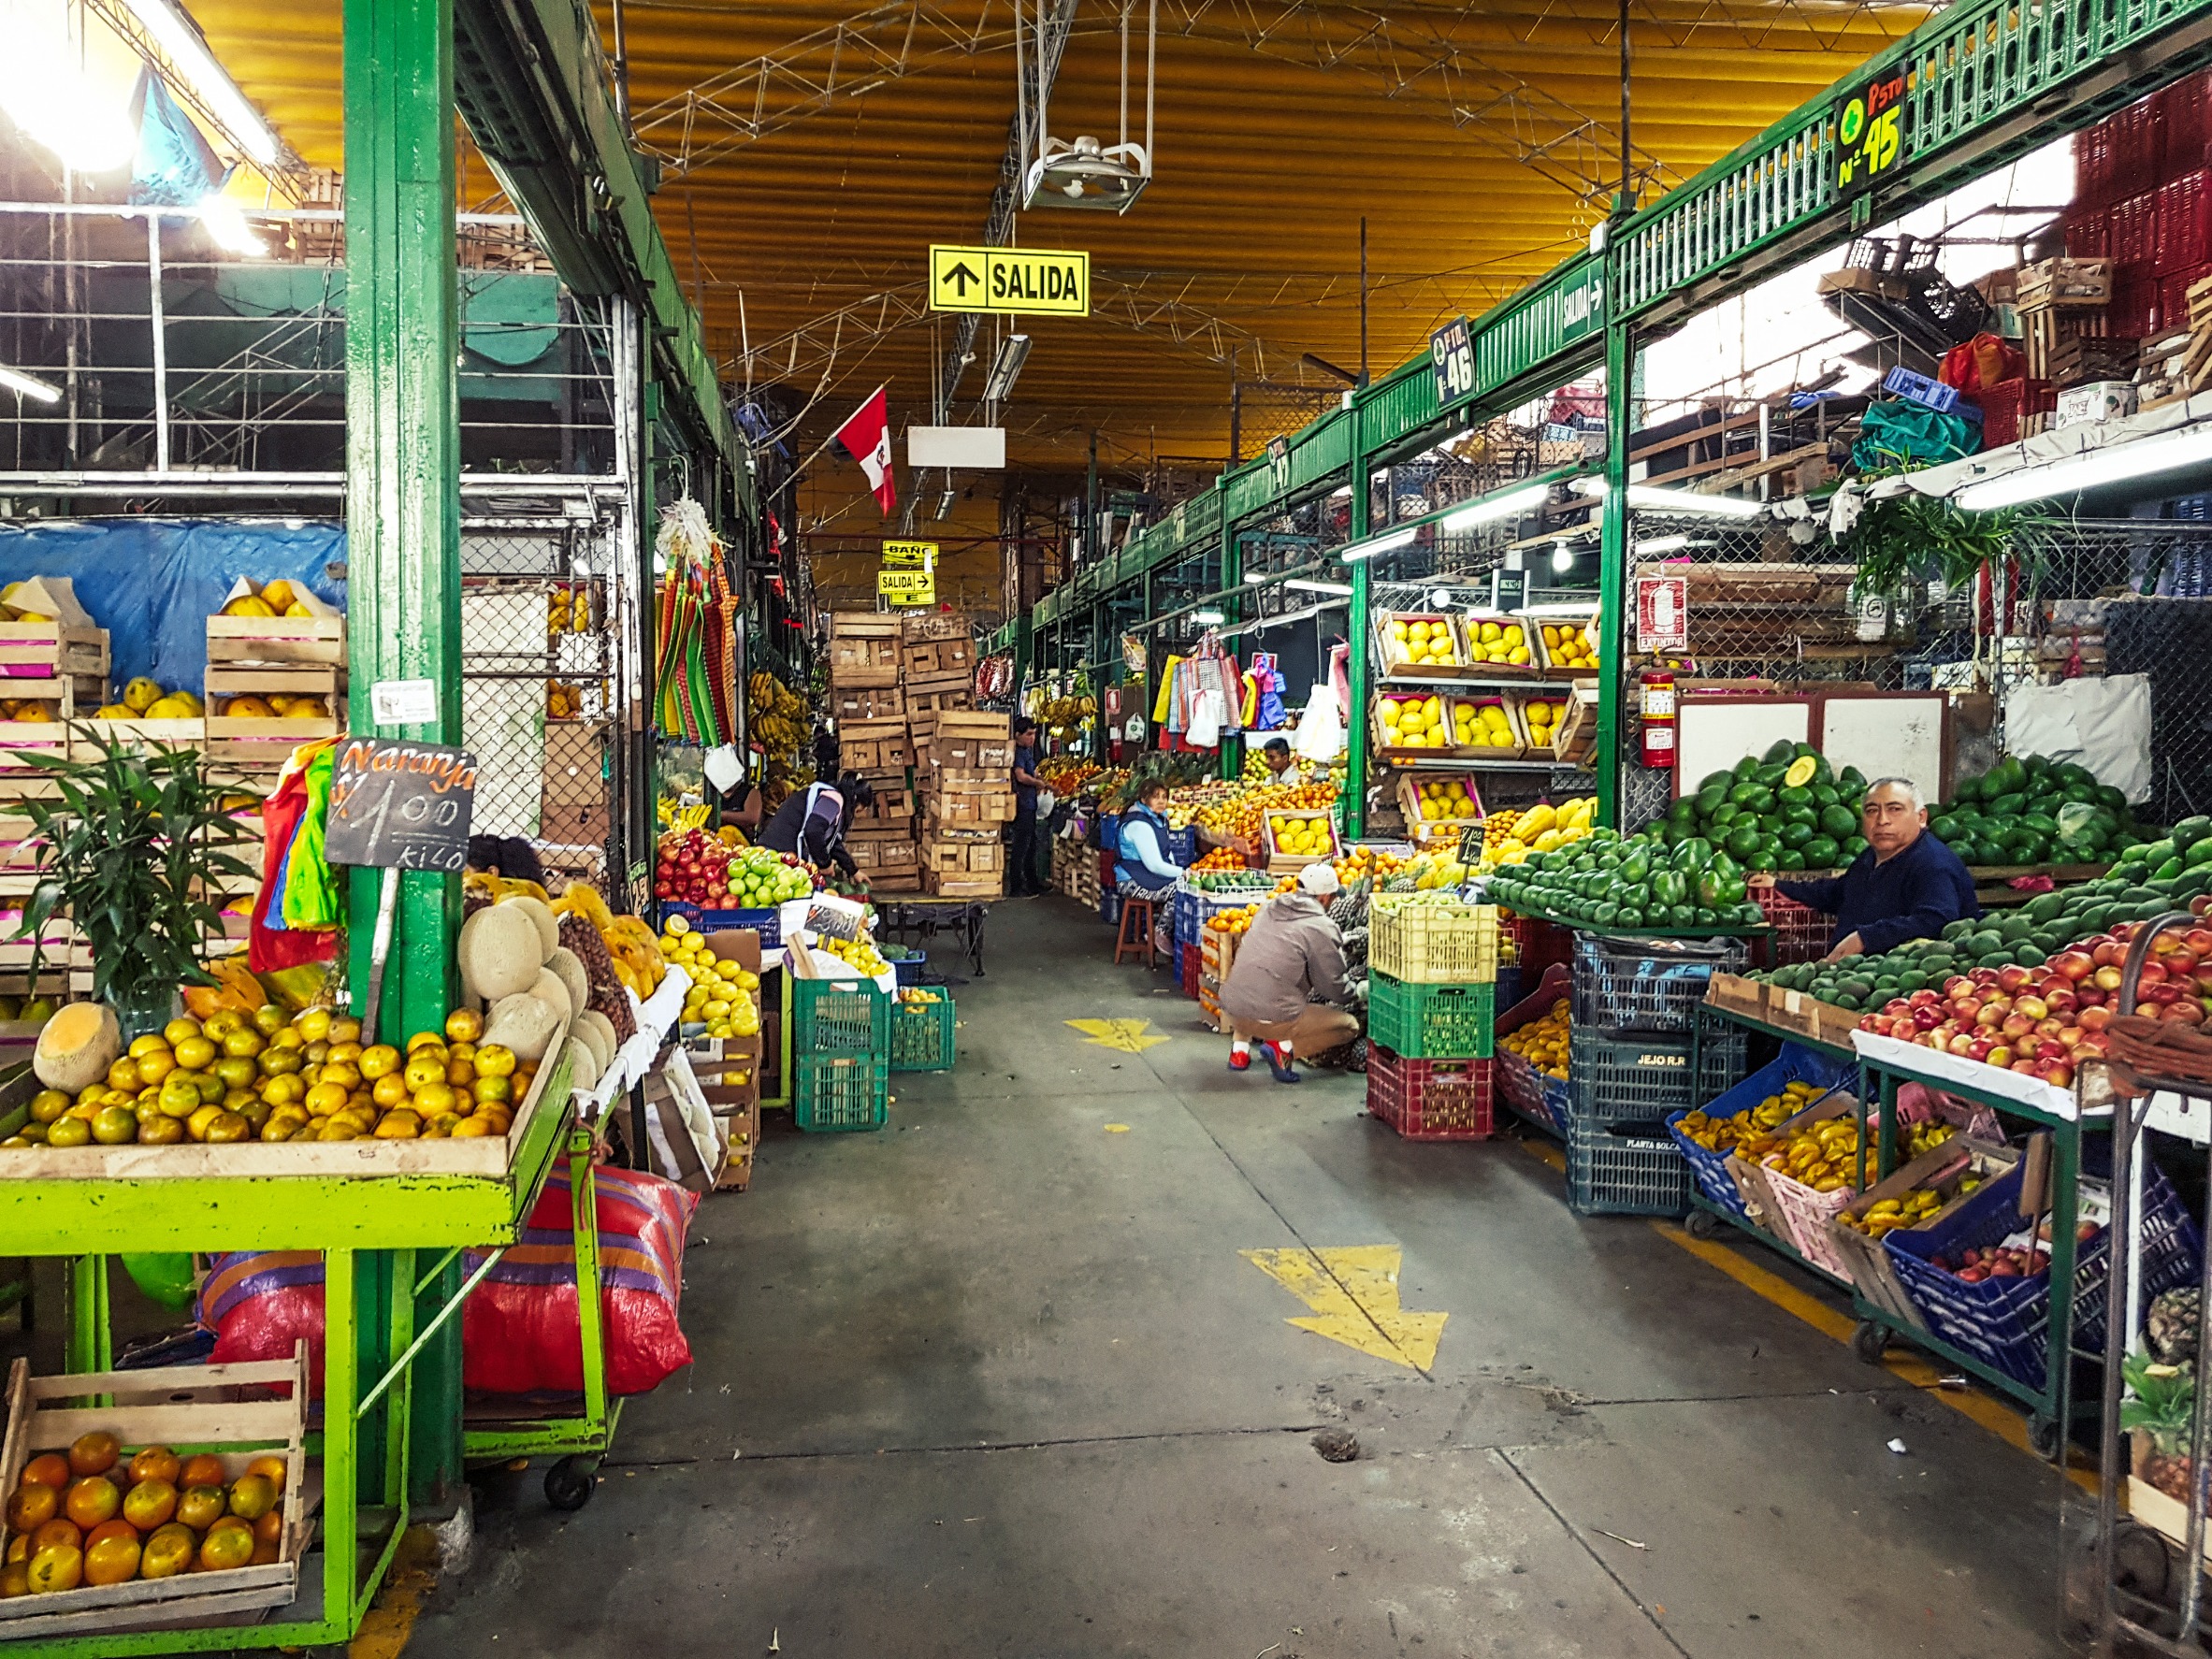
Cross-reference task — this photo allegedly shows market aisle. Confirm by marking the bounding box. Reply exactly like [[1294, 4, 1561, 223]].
[[409, 901, 2074, 1659]]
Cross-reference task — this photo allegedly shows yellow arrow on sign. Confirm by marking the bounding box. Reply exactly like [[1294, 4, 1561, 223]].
[[1242, 1245, 1447, 1371], [1064, 1017, 1170, 1052]]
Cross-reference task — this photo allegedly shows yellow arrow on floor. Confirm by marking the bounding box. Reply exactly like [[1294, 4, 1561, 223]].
[[1064, 1017, 1171, 1052], [1242, 1245, 1447, 1371]]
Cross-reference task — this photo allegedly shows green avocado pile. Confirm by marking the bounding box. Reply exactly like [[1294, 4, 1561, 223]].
[[1487, 827, 1765, 933], [1756, 822, 2212, 1011], [1927, 753, 2146, 868], [1664, 740, 1868, 874]]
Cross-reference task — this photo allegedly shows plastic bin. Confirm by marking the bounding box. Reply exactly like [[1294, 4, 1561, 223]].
[[1571, 933, 1748, 1033], [659, 901, 782, 948], [1566, 1117, 1691, 1218], [1568, 1026, 1745, 1128], [1665, 1046, 1856, 1224], [889, 995, 956, 1072], [794, 1055, 889, 1132], [1368, 902, 1499, 984], [1366, 1046, 1495, 1140], [1884, 1161, 2203, 1389], [1366, 974, 1494, 1059], [792, 978, 892, 1058]]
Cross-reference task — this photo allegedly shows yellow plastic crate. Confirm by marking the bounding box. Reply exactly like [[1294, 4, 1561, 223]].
[[1368, 901, 1498, 985]]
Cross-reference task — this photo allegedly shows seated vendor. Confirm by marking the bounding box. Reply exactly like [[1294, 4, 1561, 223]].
[[1775, 776, 1980, 964], [1220, 863, 1361, 1084], [1116, 780, 1182, 955]]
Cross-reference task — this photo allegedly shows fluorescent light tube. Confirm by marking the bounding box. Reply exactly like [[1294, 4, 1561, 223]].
[[1339, 526, 1418, 563], [1192, 608, 1224, 625], [0, 366, 62, 404], [1284, 578, 1352, 596], [1635, 533, 1690, 555], [1573, 477, 1766, 519], [1955, 425, 2212, 510], [1439, 481, 1551, 533], [118, 0, 282, 165], [1243, 570, 1272, 584]]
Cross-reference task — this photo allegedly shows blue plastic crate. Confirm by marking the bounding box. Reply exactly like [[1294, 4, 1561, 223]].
[[1884, 1161, 2203, 1389], [1665, 1046, 1854, 1222], [1571, 933, 1748, 1033], [1565, 1117, 1690, 1218], [1883, 364, 1978, 418], [1164, 825, 1198, 865], [658, 901, 782, 948]]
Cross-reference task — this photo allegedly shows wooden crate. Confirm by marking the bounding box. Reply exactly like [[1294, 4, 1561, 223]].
[[921, 787, 1015, 828], [202, 716, 339, 786], [827, 617, 902, 687], [206, 613, 344, 668], [838, 717, 910, 773], [831, 685, 905, 723], [0, 724, 72, 801], [905, 686, 973, 714], [920, 834, 1004, 875], [204, 662, 343, 703], [904, 670, 974, 701], [901, 611, 969, 643], [75, 717, 207, 759], [924, 870, 1003, 897], [0, 1345, 310, 1641], [903, 638, 975, 679], [0, 623, 108, 683], [912, 711, 1013, 772], [846, 834, 919, 874], [851, 787, 916, 828]]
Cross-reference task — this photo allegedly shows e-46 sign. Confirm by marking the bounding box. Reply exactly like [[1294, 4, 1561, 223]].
[[1430, 317, 1474, 407], [1835, 67, 1908, 195]]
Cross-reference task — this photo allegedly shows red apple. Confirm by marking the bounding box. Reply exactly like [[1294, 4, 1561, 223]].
[[1988, 1045, 2014, 1068], [1998, 964, 2036, 993], [1910, 988, 1942, 1009], [2011, 1059, 2041, 1075], [1946, 1031, 1978, 1056], [2147, 982, 2184, 1006], [2051, 951, 2095, 983], [2080, 1005, 2114, 1031], [2077, 1031, 2111, 1057], [2040, 974, 2075, 1002], [2002, 1013, 2036, 1039], [1952, 996, 1984, 1022], [2092, 939, 2125, 967], [1914, 1006, 1944, 1031], [2094, 965, 2125, 992], [2153, 931, 2187, 958], [1885, 998, 1912, 1017], [2141, 960, 2170, 987], [2057, 1026, 2085, 1049], [1967, 1035, 1995, 1060], [2169, 1002, 2207, 1026], [2035, 1018, 2067, 1039], [2117, 922, 2142, 942], [1976, 1003, 2006, 1029], [2039, 1062, 2075, 1088], [2016, 995, 2049, 1021]]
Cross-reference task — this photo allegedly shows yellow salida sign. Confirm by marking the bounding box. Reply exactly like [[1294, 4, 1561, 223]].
[[929, 245, 1090, 316], [877, 568, 936, 607]]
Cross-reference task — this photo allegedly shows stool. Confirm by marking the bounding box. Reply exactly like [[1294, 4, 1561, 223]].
[[1114, 896, 1158, 968]]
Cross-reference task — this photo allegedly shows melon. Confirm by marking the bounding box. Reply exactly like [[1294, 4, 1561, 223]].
[[35, 1002, 121, 1092], [569, 1017, 611, 1077], [483, 992, 561, 1061], [545, 948, 591, 1029], [561, 1035, 600, 1092], [528, 967, 572, 1025], [498, 895, 560, 960], [457, 905, 543, 1002], [122, 677, 162, 714]]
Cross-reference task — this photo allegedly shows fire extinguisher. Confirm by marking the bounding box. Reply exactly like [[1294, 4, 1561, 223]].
[[1641, 671, 1676, 770]]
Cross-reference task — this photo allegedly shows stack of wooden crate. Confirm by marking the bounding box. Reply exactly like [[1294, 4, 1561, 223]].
[[901, 613, 976, 714], [845, 780, 921, 894], [203, 612, 345, 789], [829, 615, 909, 799], [913, 710, 1014, 897], [0, 615, 108, 804]]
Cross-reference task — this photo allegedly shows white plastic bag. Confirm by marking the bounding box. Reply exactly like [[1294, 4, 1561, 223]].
[[2003, 674, 2153, 802], [1187, 685, 1226, 748], [1294, 681, 1344, 762]]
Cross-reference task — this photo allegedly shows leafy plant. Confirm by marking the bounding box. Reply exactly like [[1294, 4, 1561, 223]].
[[1845, 486, 2060, 602], [13, 726, 259, 1006]]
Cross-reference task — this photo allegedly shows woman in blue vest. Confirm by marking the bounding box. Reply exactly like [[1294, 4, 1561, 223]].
[[1117, 779, 1183, 952]]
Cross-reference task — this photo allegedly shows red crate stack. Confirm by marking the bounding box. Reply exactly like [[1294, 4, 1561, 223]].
[[1753, 883, 1835, 967], [1180, 940, 1200, 998], [1973, 377, 2056, 446], [1499, 910, 1574, 975], [2112, 193, 2159, 266], [2157, 70, 2212, 175], [2064, 209, 2112, 258], [2075, 123, 2118, 208], [2156, 172, 2209, 275], [1366, 1046, 1496, 1141]]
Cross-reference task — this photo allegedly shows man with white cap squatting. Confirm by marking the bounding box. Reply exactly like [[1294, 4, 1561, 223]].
[[1219, 862, 1359, 1083]]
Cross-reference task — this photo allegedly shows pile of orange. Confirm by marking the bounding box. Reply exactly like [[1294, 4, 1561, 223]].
[[1205, 902, 1265, 935], [2, 1433, 288, 1596], [1190, 846, 1247, 873]]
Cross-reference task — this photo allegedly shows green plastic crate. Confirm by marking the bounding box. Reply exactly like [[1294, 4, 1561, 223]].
[[889, 995, 956, 1072], [1366, 974, 1494, 1059], [794, 1055, 889, 1132], [792, 977, 892, 1058]]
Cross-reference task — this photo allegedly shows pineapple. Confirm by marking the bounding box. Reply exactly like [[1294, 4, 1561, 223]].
[[2149, 1287, 2203, 1367], [2124, 1349, 2205, 1504]]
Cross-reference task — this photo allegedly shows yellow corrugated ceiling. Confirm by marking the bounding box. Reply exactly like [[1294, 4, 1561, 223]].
[[193, 0, 1929, 480]]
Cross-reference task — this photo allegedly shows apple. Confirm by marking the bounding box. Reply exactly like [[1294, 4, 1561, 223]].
[[2039, 1061, 2075, 1088], [1967, 1035, 1996, 1060], [2051, 951, 2095, 983], [2047, 988, 2080, 1015], [2153, 931, 2187, 958], [2016, 995, 2049, 1021], [1909, 988, 1942, 1009], [1953, 996, 1984, 1022], [1998, 964, 2037, 994], [1914, 1005, 1944, 1031], [2117, 922, 2142, 943], [2056, 1026, 2085, 1049], [2080, 1004, 2114, 1031], [1987, 1045, 2014, 1068], [2093, 965, 2125, 991], [2147, 981, 2185, 1006], [2141, 960, 2171, 988], [2193, 895, 2212, 917], [2011, 1059, 2041, 1075], [2078, 1031, 2111, 1057], [2169, 1002, 2207, 1026], [2039, 974, 2074, 1001], [2002, 1012, 2035, 1038], [1885, 998, 1912, 1017], [1946, 1031, 1977, 1056], [1976, 1003, 2006, 1029], [2079, 987, 2108, 1008]]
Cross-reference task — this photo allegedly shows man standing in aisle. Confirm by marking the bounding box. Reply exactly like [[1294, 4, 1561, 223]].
[[1774, 776, 1979, 964], [1009, 716, 1046, 898], [1220, 863, 1359, 1083]]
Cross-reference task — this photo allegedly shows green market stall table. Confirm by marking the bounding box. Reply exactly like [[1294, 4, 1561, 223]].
[[0, 1047, 576, 1656]]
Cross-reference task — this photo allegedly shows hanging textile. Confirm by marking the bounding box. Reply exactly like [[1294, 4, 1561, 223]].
[[250, 740, 341, 972], [654, 498, 727, 744]]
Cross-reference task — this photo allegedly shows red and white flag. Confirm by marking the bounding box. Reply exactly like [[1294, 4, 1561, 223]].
[[833, 385, 896, 514]]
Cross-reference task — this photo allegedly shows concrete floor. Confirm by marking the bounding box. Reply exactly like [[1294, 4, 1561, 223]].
[[412, 897, 2076, 1659]]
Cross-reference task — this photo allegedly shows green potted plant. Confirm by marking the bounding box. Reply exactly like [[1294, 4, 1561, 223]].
[[13, 726, 260, 1037]]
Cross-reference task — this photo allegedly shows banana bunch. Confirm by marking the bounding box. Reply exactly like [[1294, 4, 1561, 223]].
[[748, 671, 809, 757], [547, 584, 589, 636], [658, 800, 713, 831], [552, 881, 616, 931]]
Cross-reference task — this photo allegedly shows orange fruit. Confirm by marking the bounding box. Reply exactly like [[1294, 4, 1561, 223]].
[[243, 1455, 286, 1487], [405, 1030, 444, 1054], [176, 1485, 225, 1531], [136, 1047, 176, 1085], [0, 1561, 25, 1598], [473, 1045, 516, 1079], [304, 1082, 350, 1117], [357, 1045, 400, 1081], [251, 1536, 282, 1565], [472, 1075, 511, 1105], [226, 1473, 277, 1521], [252, 1508, 284, 1545], [122, 1477, 177, 1531], [25, 1542, 81, 1594], [295, 1007, 332, 1043], [402, 1055, 445, 1092], [139, 1522, 194, 1580], [199, 1519, 253, 1571], [5, 1484, 56, 1533], [371, 1074, 411, 1107], [411, 1082, 456, 1117], [328, 1017, 363, 1045], [105, 1057, 141, 1092], [30, 1519, 80, 1555], [63, 1476, 118, 1529], [67, 1432, 118, 1478], [171, 1035, 216, 1071], [445, 1007, 484, 1043], [83, 1518, 134, 1551]]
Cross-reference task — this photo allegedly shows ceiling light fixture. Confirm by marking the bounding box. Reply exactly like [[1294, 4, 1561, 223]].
[[117, 0, 282, 166], [1021, 0, 1155, 212], [1284, 578, 1352, 596], [1955, 425, 2212, 511], [1338, 526, 1418, 563], [1440, 481, 1552, 533], [0, 366, 62, 405], [197, 195, 267, 257], [982, 333, 1031, 402], [1551, 541, 1575, 572], [1192, 608, 1224, 625], [1573, 477, 1766, 519]]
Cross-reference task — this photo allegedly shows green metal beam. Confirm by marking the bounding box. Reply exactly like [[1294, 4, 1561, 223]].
[[343, 0, 466, 1503]]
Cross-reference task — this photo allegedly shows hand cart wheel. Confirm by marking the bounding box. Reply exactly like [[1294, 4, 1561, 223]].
[[544, 1455, 600, 1511], [1850, 1320, 1891, 1366], [1684, 1208, 1721, 1240], [2028, 1411, 2064, 1461]]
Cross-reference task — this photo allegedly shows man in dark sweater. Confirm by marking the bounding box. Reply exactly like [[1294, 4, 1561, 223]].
[[1776, 777, 1980, 964]]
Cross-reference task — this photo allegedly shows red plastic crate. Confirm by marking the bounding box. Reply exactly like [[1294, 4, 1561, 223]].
[[2115, 96, 2169, 185], [2157, 71, 2212, 176], [2156, 172, 2209, 275], [2064, 209, 2112, 259], [1499, 911, 1573, 975], [2113, 267, 2156, 339], [1366, 1046, 1496, 1141], [2075, 123, 2118, 209], [2112, 193, 2159, 265], [1973, 378, 2055, 447], [1753, 883, 1834, 967], [1180, 940, 1200, 998]]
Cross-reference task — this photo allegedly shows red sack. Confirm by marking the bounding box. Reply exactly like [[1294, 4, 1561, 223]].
[[1939, 333, 2026, 396]]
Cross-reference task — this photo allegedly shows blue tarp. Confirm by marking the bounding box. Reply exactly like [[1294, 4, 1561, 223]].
[[0, 519, 345, 693]]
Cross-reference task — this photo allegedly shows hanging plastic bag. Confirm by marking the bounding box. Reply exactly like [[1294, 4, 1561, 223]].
[[1294, 682, 1344, 762], [1187, 685, 1225, 748]]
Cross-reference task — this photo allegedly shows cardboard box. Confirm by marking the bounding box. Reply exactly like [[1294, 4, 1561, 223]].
[[1825, 1138, 2018, 1333], [832, 685, 905, 722], [541, 801, 611, 845], [2055, 379, 2138, 426]]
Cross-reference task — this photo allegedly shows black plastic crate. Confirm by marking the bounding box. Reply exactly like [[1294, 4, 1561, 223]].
[[1571, 934, 1748, 1034], [1565, 1117, 1691, 1218], [1568, 1026, 1746, 1128]]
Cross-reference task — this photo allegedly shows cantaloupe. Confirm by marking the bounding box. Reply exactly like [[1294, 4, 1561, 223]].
[[457, 905, 543, 1002], [499, 895, 559, 959], [561, 1035, 600, 1092], [35, 1002, 121, 1092], [482, 991, 560, 1061], [527, 967, 572, 1025], [544, 948, 590, 1029]]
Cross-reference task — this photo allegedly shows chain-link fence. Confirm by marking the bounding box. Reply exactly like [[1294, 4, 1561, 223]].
[[459, 520, 621, 891]]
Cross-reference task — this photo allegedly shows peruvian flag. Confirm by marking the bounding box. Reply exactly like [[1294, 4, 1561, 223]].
[[833, 385, 896, 514]]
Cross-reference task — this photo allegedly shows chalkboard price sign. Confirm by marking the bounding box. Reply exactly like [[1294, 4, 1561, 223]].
[[326, 738, 479, 873]]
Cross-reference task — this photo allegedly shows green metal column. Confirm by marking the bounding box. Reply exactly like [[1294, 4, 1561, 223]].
[[1594, 295, 1631, 830], [343, 0, 465, 1504], [1220, 531, 1243, 782], [1344, 407, 1369, 837]]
